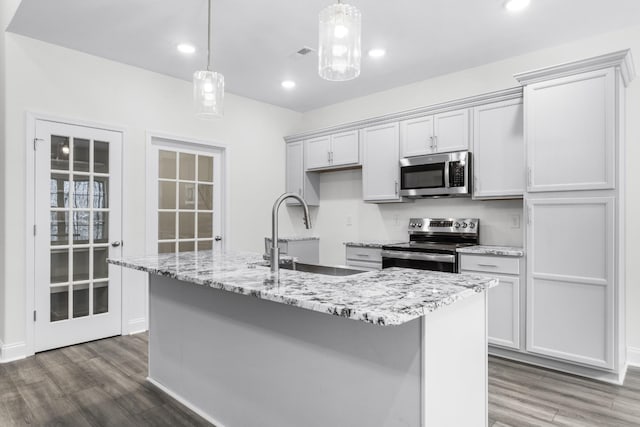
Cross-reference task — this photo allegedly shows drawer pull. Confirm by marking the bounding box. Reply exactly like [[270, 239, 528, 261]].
[[356, 254, 370, 257], [477, 263, 498, 268]]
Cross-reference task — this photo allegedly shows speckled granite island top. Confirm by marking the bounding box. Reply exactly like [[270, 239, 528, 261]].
[[108, 250, 497, 326], [456, 245, 525, 257]]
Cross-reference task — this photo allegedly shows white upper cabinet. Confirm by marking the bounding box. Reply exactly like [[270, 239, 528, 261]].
[[524, 68, 616, 192], [305, 131, 359, 170], [400, 116, 434, 157], [400, 108, 469, 157], [286, 141, 319, 206], [304, 135, 332, 170], [330, 130, 359, 167], [472, 98, 524, 199], [362, 123, 402, 203], [433, 109, 470, 153]]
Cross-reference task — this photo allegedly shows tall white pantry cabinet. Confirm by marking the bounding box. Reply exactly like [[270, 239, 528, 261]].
[[514, 50, 635, 382]]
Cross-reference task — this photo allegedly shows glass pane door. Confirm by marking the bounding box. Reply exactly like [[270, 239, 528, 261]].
[[49, 136, 111, 321], [35, 119, 122, 352], [157, 149, 216, 254]]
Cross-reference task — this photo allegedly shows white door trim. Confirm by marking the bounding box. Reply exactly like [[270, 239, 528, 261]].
[[145, 131, 231, 255], [25, 111, 126, 357]]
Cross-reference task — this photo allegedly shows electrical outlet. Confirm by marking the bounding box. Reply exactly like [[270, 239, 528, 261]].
[[510, 214, 521, 229]]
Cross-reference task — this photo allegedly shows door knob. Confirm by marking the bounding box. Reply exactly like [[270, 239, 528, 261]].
[[214, 236, 222, 242], [111, 241, 122, 247]]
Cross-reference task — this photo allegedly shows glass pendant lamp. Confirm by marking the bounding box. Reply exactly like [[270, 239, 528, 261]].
[[318, 1, 362, 81], [194, 0, 224, 118]]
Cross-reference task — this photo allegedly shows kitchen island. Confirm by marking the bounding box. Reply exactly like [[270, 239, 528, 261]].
[[109, 251, 497, 427]]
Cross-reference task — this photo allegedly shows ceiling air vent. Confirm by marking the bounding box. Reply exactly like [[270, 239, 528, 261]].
[[296, 46, 315, 56]]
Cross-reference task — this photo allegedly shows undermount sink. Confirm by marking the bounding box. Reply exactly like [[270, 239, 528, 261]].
[[278, 261, 367, 276]]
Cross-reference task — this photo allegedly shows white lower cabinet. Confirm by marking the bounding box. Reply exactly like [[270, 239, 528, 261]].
[[345, 245, 382, 270], [264, 238, 320, 264], [526, 196, 615, 369], [460, 254, 523, 350]]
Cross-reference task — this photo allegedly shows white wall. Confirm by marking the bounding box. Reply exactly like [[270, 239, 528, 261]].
[[3, 34, 302, 348], [291, 25, 640, 350], [0, 0, 21, 351]]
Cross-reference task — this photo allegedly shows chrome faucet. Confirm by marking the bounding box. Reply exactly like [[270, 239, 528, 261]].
[[270, 193, 312, 274]]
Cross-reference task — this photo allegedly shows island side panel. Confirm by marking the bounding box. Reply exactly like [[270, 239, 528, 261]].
[[148, 274, 423, 427], [422, 291, 488, 427]]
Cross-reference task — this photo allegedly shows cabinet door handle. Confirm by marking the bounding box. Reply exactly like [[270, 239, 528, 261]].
[[395, 180, 399, 195], [330, 151, 334, 163], [477, 263, 498, 268], [429, 136, 434, 149], [356, 253, 370, 258], [327, 151, 331, 163]]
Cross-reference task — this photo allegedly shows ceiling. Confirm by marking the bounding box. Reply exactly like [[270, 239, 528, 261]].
[[7, 0, 640, 112]]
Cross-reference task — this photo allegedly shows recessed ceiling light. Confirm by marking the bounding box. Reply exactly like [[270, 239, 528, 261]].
[[504, 0, 530, 12], [281, 80, 296, 89], [177, 43, 196, 54], [368, 48, 386, 58]]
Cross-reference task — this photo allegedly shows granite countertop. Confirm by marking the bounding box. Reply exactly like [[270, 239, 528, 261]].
[[456, 245, 525, 257], [265, 236, 319, 242], [344, 240, 407, 249], [108, 250, 497, 326]]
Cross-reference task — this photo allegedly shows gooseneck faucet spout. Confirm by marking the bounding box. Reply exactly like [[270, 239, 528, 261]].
[[271, 193, 312, 274]]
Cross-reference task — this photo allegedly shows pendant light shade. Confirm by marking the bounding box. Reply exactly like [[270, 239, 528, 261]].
[[194, 70, 224, 118], [194, 0, 224, 118], [318, 2, 361, 81]]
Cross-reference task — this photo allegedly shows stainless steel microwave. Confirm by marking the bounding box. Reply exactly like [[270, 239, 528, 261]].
[[399, 151, 472, 198]]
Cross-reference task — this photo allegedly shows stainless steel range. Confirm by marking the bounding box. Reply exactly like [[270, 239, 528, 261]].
[[381, 218, 479, 273]]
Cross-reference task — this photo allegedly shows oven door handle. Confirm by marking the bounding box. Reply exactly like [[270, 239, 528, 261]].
[[381, 250, 455, 264]]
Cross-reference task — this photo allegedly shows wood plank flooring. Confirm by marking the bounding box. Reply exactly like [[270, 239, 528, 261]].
[[0, 333, 210, 427], [0, 333, 639, 426]]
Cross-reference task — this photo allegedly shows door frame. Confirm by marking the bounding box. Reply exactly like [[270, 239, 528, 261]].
[[145, 131, 230, 255], [25, 111, 126, 357]]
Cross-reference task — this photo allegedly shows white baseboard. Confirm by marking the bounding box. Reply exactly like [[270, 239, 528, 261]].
[[0, 340, 27, 363], [627, 347, 640, 367], [126, 317, 148, 335], [147, 377, 226, 427]]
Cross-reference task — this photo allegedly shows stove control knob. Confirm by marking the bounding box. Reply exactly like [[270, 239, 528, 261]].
[[417, 223, 423, 228], [410, 223, 415, 227], [469, 222, 476, 229], [462, 222, 468, 228], [454, 222, 461, 228]]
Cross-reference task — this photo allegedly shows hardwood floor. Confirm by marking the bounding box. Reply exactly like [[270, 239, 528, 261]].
[[0, 333, 210, 427], [489, 356, 640, 426], [0, 334, 639, 426]]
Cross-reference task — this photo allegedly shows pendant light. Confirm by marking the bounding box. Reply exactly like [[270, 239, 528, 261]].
[[194, 0, 224, 118], [318, 0, 361, 81]]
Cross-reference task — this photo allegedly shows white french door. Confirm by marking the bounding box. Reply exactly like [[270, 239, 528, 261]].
[[34, 120, 122, 352], [147, 138, 224, 254]]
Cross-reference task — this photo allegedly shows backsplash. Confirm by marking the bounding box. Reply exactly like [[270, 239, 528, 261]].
[[283, 169, 524, 265]]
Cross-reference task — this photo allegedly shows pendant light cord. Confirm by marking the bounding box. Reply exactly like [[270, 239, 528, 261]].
[[207, 0, 212, 71]]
